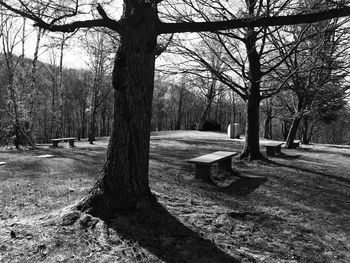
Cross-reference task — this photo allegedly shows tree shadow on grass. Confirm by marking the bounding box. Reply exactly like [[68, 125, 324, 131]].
[[219, 175, 268, 196], [297, 147, 350, 158], [268, 159, 350, 184], [273, 153, 301, 160], [107, 202, 240, 263]]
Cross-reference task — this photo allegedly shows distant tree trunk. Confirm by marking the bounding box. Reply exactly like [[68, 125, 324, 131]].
[[75, 111, 81, 141], [285, 114, 302, 148], [263, 114, 272, 139], [301, 116, 311, 144], [89, 108, 97, 144], [285, 95, 304, 148], [197, 77, 216, 131], [81, 102, 87, 139], [215, 97, 219, 121], [281, 120, 289, 141], [197, 98, 213, 131], [101, 108, 107, 136], [9, 72, 20, 149], [107, 115, 111, 136], [56, 34, 65, 138], [4, 53, 20, 149], [51, 82, 57, 138], [28, 28, 42, 134], [157, 117, 163, 131], [43, 105, 48, 142], [77, 0, 158, 216], [175, 86, 185, 130], [231, 91, 236, 123]]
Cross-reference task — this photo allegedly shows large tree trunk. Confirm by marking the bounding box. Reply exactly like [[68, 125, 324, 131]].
[[77, 0, 158, 217], [241, 90, 262, 160], [240, 26, 263, 160]]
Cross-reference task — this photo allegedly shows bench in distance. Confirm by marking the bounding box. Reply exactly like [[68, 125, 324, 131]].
[[290, 140, 301, 149], [51, 137, 77, 148]]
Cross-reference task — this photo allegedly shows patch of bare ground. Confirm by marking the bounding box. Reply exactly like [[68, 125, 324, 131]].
[[0, 132, 349, 262]]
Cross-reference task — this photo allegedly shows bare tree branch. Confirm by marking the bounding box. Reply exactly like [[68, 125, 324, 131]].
[[159, 6, 350, 34], [0, 1, 120, 32]]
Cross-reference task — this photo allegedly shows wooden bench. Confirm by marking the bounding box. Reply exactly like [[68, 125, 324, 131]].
[[51, 137, 76, 148], [187, 151, 238, 182], [261, 141, 283, 156], [291, 140, 301, 148]]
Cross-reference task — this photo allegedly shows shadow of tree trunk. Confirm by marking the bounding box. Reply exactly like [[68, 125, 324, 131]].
[[107, 202, 240, 263]]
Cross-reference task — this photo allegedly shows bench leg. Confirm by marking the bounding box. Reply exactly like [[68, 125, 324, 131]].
[[68, 140, 75, 147], [52, 141, 59, 148], [218, 158, 232, 171], [195, 164, 211, 182], [276, 145, 281, 154], [266, 147, 275, 156], [291, 142, 299, 149]]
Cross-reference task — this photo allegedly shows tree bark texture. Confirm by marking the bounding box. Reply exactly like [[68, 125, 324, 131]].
[[240, 27, 263, 160], [77, 0, 158, 217], [241, 90, 262, 160]]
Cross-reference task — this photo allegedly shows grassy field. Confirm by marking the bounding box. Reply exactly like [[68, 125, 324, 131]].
[[0, 131, 349, 262]]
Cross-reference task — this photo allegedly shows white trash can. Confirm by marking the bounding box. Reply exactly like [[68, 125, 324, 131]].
[[227, 123, 240, 139]]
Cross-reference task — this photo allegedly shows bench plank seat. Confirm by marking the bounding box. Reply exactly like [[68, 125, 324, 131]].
[[187, 151, 237, 182]]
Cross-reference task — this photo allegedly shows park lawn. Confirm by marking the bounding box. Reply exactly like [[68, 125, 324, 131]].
[[0, 131, 349, 263]]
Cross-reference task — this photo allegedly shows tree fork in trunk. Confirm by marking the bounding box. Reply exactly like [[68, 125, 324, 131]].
[[77, 1, 158, 217]]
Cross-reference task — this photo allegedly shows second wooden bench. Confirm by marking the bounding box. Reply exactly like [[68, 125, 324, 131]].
[[187, 151, 238, 182], [261, 141, 283, 156]]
